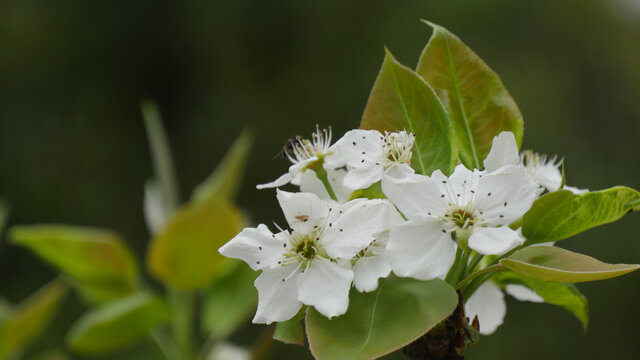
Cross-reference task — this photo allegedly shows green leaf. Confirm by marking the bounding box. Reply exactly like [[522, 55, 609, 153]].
[[349, 182, 386, 201], [493, 271, 588, 331], [142, 100, 180, 212], [191, 129, 254, 204], [147, 200, 243, 290], [522, 187, 640, 243], [306, 277, 457, 360], [500, 246, 640, 283], [202, 262, 258, 339], [360, 49, 454, 176], [67, 292, 170, 354], [274, 313, 305, 346], [9, 225, 138, 302], [416, 21, 523, 170], [0, 280, 67, 359]]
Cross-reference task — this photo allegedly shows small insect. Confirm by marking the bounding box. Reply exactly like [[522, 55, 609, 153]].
[[272, 136, 301, 160], [294, 215, 310, 222]]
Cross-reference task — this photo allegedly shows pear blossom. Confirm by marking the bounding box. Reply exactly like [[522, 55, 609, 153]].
[[382, 162, 538, 282], [324, 129, 415, 190], [257, 125, 334, 189], [483, 131, 588, 194], [219, 189, 400, 323]]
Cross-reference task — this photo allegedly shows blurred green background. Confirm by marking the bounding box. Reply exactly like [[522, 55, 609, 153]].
[[1, 0, 640, 359]]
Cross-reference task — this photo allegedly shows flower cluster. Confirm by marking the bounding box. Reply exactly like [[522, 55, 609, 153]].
[[219, 126, 581, 331]]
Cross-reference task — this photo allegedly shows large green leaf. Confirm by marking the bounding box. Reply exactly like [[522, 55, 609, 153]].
[[0, 280, 67, 360], [522, 187, 640, 244], [9, 225, 138, 302], [147, 200, 243, 290], [306, 277, 457, 360], [493, 271, 588, 330], [416, 21, 523, 170], [66, 292, 169, 354], [201, 262, 258, 339], [360, 49, 454, 176], [501, 246, 640, 283], [191, 129, 254, 204]]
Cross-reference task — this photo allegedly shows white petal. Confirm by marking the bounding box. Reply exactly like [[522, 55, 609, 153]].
[[207, 342, 251, 360], [465, 281, 506, 335], [468, 226, 524, 256], [276, 189, 330, 234], [326, 129, 384, 169], [475, 165, 538, 226], [505, 284, 544, 303], [529, 164, 562, 192], [143, 180, 170, 234], [385, 163, 415, 179], [564, 185, 588, 195], [297, 259, 354, 319], [343, 164, 385, 190], [219, 224, 286, 271], [299, 168, 353, 203], [385, 219, 456, 280], [353, 255, 391, 293], [381, 172, 447, 220], [323, 199, 403, 259], [483, 131, 520, 172], [252, 266, 302, 324], [256, 172, 295, 189]]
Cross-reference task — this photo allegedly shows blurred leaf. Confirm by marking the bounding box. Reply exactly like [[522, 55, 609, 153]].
[[9, 225, 138, 302], [0, 280, 67, 360], [523, 187, 640, 243], [191, 129, 254, 204], [273, 312, 304, 346], [416, 21, 523, 170], [142, 100, 180, 212], [202, 262, 258, 339], [501, 246, 640, 282], [67, 292, 170, 354], [360, 49, 454, 176], [494, 271, 588, 330], [306, 277, 457, 360], [147, 200, 243, 290], [30, 349, 70, 360]]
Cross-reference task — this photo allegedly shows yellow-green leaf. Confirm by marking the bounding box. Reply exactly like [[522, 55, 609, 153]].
[[360, 49, 454, 175], [416, 21, 523, 170], [306, 277, 457, 360], [523, 187, 640, 244], [500, 246, 640, 283], [67, 292, 169, 354], [191, 129, 254, 204], [9, 225, 138, 302], [147, 200, 243, 290], [0, 280, 67, 360]]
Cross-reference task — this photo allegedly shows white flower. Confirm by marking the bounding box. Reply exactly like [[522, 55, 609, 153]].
[[382, 163, 538, 271], [351, 230, 402, 293], [219, 190, 399, 323], [325, 129, 415, 190], [257, 126, 334, 189], [483, 131, 588, 194], [466, 282, 543, 335], [207, 342, 250, 360]]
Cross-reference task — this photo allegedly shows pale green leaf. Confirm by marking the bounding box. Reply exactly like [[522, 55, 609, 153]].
[[9, 225, 138, 302], [523, 187, 640, 243], [500, 246, 640, 283], [306, 277, 457, 360], [191, 129, 254, 204], [147, 200, 243, 290], [202, 262, 258, 339], [360, 49, 454, 175], [416, 21, 523, 170], [493, 271, 588, 330], [66, 292, 169, 354], [273, 313, 305, 346], [0, 280, 67, 360]]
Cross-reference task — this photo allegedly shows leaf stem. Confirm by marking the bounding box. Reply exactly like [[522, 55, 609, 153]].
[[455, 264, 504, 291], [313, 168, 338, 201], [168, 288, 195, 360]]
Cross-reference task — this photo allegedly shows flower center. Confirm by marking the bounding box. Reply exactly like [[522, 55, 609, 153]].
[[297, 240, 317, 259], [281, 229, 328, 269], [284, 125, 333, 164], [381, 131, 414, 167], [446, 207, 476, 229]]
